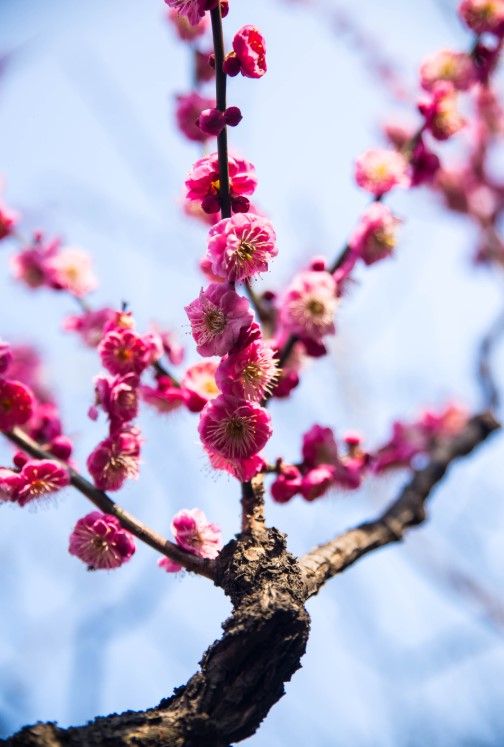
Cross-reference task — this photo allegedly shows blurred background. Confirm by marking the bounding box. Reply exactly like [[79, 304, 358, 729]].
[[0, 0, 504, 744]]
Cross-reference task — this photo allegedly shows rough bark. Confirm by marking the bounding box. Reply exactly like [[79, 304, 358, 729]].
[[2, 411, 499, 747]]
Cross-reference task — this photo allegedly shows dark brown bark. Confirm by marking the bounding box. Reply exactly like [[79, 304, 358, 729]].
[[2, 411, 499, 747]]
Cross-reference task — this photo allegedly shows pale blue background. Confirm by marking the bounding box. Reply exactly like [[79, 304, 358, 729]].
[[0, 0, 504, 744]]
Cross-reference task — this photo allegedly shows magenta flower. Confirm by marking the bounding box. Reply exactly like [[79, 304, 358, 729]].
[[164, 0, 207, 27], [204, 446, 266, 481], [185, 283, 254, 357], [175, 92, 216, 143], [45, 247, 97, 297], [0, 378, 34, 431], [231, 26, 267, 79], [207, 213, 277, 282], [355, 148, 410, 196], [459, 0, 504, 35], [98, 329, 151, 376], [158, 556, 183, 574], [215, 341, 278, 402], [271, 464, 302, 503], [10, 459, 70, 507], [171, 507, 222, 559], [302, 425, 340, 468], [349, 203, 401, 266], [198, 394, 272, 460], [167, 8, 209, 40], [420, 50, 475, 92], [185, 152, 258, 214], [94, 373, 139, 425], [279, 270, 338, 343], [418, 82, 465, 141], [156, 328, 185, 366], [140, 378, 188, 413], [300, 465, 337, 502], [0, 341, 13, 375], [10, 234, 59, 289], [0, 467, 20, 502], [87, 427, 142, 491], [63, 307, 116, 347], [181, 361, 219, 412], [0, 201, 18, 240], [69, 512, 136, 570]]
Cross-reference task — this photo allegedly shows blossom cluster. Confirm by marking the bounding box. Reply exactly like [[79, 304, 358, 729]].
[[158, 507, 222, 572], [0, 341, 71, 507]]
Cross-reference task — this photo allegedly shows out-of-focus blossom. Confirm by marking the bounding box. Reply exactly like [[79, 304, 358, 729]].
[[279, 270, 338, 343], [0, 378, 33, 431], [349, 203, 401, 266], [181, 361, 219, 412], [420, 49, 475, 91], [355, 148, 410, 196], [175, 92, 216, 143]]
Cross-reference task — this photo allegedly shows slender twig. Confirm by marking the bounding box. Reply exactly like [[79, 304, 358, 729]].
[[5, 427, 216, 580], [477, 305, 504, 410], [299, 411, 500, 598], [210, 5, 231, 219]]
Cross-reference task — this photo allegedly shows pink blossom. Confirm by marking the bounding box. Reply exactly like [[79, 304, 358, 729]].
[[140, 378, 187, 413], [181, 361, 219, 412], [10, 234, 59, 289], [279, 270, 338, 342], [156, 328, 185, 366], [355, 148, 410, 196], [63, 307, 116, 347], [185, 283, 254, 357], [349, 203, 401, 266], [300, 465, 337, 501], [0, 201, 18, 240], [372, 421, 427, 474], [49, 435, 73, 461], [420, 50, 475, 92], [302, 425, 340, 468], [103, 310, 135, 334], [69, 511, 136, 570], [418, 404, 468, 439], [158, 556, 183, 573], [26, 400, 62, 443], [207, 213, 277, 282], [142, 330, 164, 366], [94, 373, 139, 425], [418, 82, 465, 141], [231, 26, 267, 79], [215, 341, 278, 401], [45, 247, 97, 297], [409, 138, 441, 187], [185, 153, 258, 214], [87, 427, 142, 491], [459, 0, 504, 35], [98, 329, 151, 376], [167, 7, 209, 40], [175, 92, 216, 143], [171, 507, 222, 559], [198, 394, 272, 460], [10, 459, 70, 507], [0, 378, 34, 431], [271, 464, 302, 503], [0, 467, 20, 502], [165, 0, 207, 27], [0, 341, 13, 375], [205, 446, 266, 481]]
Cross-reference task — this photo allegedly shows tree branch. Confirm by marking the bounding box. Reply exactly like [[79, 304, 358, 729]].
[[299, 411, 500, 599], [4, 428, 216, 581]]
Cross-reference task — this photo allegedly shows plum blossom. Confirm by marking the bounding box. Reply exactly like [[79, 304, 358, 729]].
[[207, 213, 277, 282], [198, 394, 272, 460], [93, 373, 139, 426], [140, 378, 187, 413], [98, 329, 151, 376], [459, 0, 504, 35], [165, 0, 207, 27], [10, 233, 59, 289], [87, 427, 142, 491], [181, 361, 219, 412], [204, 446, 266, 481], [185, 283, 254, 357], [167, 7, 209, 40], [170, 507, 222, 558], [0, 201, 18, 240], [185, 152, 258, 214], [69, 512, 136, 570], [215, 341, 278, 401], [418, 82, 465, 141], [228, 26, 267, 79], [271, 464, 302, 503], [6, 459, 70, 507], [45, 247, 97, 297], [63, 307, 116, 347], [0, 379, 33, 431], [349, 203, 401, 266], [355, 148, 410, 196], [279, 270, 338, 342], [300, 465, 337, 502], [175, 92, 216, 143], [420, 49, 475, 92], [0, 341, 13, 375]]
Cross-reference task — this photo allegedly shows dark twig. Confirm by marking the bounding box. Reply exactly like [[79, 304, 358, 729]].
[[299, 411, 500, 598], [477, 305, 504, 410], [5, 428, 216, 580], [210, 6, 231, 219]]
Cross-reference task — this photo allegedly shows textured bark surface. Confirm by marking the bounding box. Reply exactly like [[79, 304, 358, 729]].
[[1, 411, 499, 747]]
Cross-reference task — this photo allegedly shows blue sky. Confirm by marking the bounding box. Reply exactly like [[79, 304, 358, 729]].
[[0, 1, 503, 745]]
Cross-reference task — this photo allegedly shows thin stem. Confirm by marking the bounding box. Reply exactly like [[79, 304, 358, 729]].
[[210, 5, 231, 219], [5, 428, 216, 580], [477, 305, 504, 410]]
